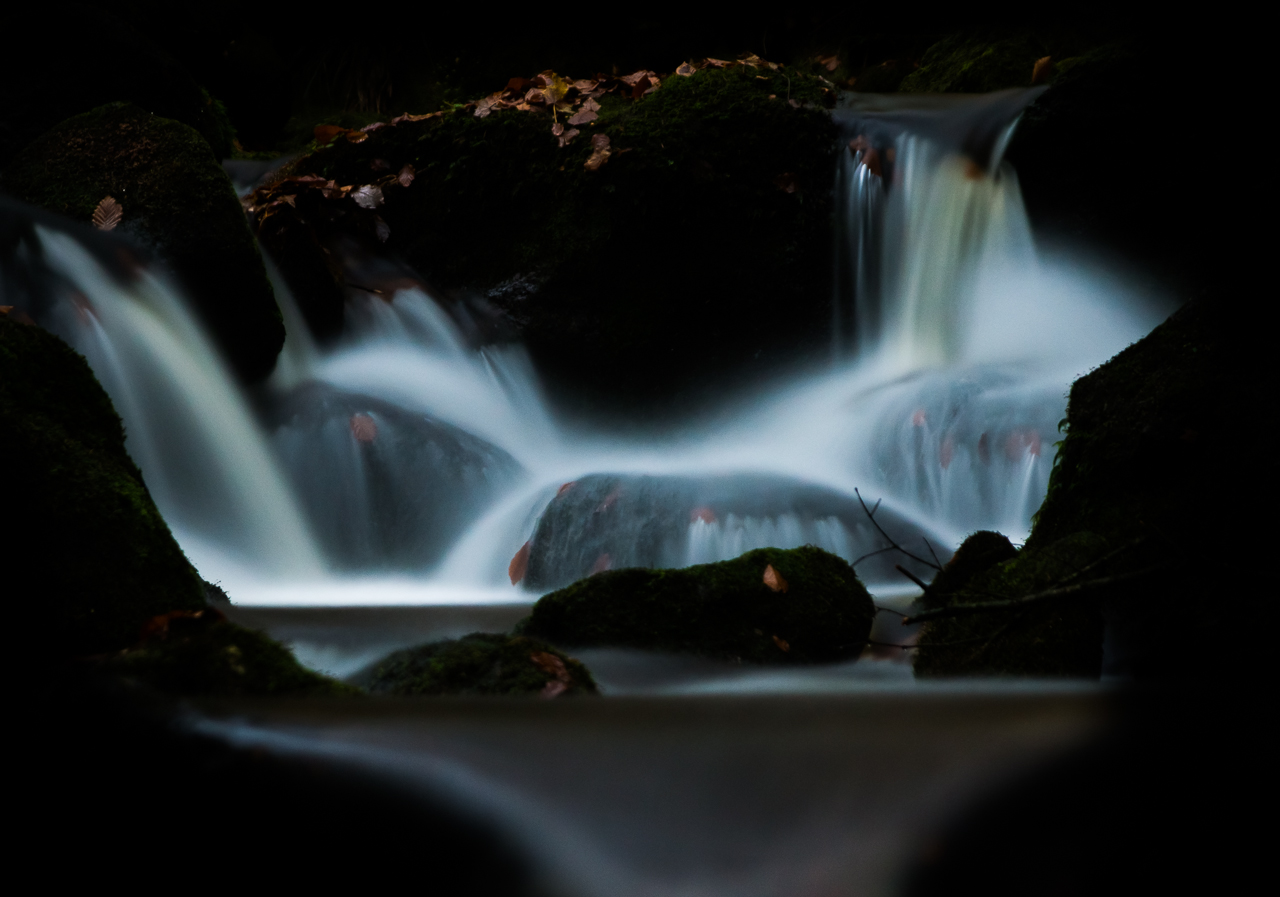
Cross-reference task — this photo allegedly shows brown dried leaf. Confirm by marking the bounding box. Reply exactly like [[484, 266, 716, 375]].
[[558, 128, 580, 147], [350, 413, 377, 442], [541, 680, 568, 698], [1032, 56, 1055, 85], [773, 173, 798, 193], [676, 62, 697, 76], [763, 564, 789, 592], [589, 552, 613, 575], [530, 651, 571, 681], [313, 124, 346, 145], [772, 635, 791, 652], [584, 132, 612, 171], [567, 107, 598, 126], [91, 196, 122, 231], [397, 164, 415, 187], [817, 54, 840, 72], [509, 540, 531, 584], [373, 215, 390, 243], [552, 122, 565, 137]]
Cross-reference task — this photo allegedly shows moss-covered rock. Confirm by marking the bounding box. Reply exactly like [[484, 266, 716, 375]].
[[274, 64, 838, 405], [913, 299, 1259, 679], [367, 633, 597, 697], [1, 315, 207, 654], [519, 546, 874, 664], [2, 103, 284, 382], [914, 532, 1107, 678], [111, 612, 356, 697], [899, 30, 1047, 94]]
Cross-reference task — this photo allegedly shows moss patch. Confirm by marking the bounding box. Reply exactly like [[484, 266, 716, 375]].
[[1, 316, 206, 655], [519, 546, 874, 663], [367, 633, 597, 697], [2, 103, 283, 382], [899, 30, 1046, 93], [112, 615, 355, 697], [914, 532, 1107, 678]]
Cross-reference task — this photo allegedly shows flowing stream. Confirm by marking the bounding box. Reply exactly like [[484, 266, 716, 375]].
[[4, 90, 1166, 660]]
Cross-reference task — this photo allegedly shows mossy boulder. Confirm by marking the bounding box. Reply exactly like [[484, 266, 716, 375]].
[[1, 315, 207, 654], [367, 633, 597, 697], [519, 546, 874, 663], [2, 103, 283, 382], [110, 612, 355, 697], [914, 532, 1107, 678], [899, 31, 1046, 94], [279, 64, 838, 406], [913, 299, 1259, 679]]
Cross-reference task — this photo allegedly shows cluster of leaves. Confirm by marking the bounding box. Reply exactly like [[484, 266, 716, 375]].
[[245, 162, 416, 246]]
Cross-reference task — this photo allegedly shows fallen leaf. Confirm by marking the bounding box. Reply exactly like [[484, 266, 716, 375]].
[[690, 506, 716, 524], [373, 215, 390, 242], [509, 540, 531, 584], [590, 553, 612, 575], [585, 132, 612, 171], [772, 635, 791, 652], [350, 413, 378, 442], [397, 164, 415, 187], [1032, 56, 1055, 85], [572, 79, 598, 91], [774, 173, 798, 193], [91, 196, 122, 231], [557, 481, 576, 496], [558, 128, 580, 147], [313, 124, 346, 145], [352, 185, 384, 209], [530, 651, 571, 681], [676, 62, 697, 76], [541, 680, 568, 698], [763, 564, 789, 593], [552, 122, 565, 137], [817, 54, 841, 72], [849, 136, 883, 177]]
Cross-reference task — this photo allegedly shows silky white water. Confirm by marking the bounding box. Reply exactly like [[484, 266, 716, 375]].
[[4, 91, 1168, 609]]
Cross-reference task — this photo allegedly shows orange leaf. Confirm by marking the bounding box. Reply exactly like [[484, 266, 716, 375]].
[[772, 635, 791, 652], [585, 133, 612, 171], [509, 540, 530, 584], [763, 564, 788, 593], [350, 413, 377, 443]]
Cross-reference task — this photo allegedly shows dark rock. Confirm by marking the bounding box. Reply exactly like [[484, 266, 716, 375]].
[[2, 103, 284, 381], [899, 30, 1046, 94], [1, 314, 207, 655], [268, 383, 523, 571], [913, 531, 1108, 678], [279, 65, 839, 408], [519, 546, 875, 664], [110, 612, 356, 697], [522, 473, 948, 592], [366, 633, 598, 697]]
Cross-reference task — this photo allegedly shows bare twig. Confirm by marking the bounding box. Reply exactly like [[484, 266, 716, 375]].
[[923, 538, 943, 569], [866, 639, 915, 651], [903, 564, 1165, 625], [853, 488, 942, 572]]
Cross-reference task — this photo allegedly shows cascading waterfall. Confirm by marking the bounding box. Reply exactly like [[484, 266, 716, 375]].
[[0, 89, 1168, 614]]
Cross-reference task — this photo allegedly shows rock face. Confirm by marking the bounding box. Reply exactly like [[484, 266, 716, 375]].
[[366, 633, 598, 697], [913, 300, 1258, 679], [269, 383, 522, 571], [520, 546, 875, 664], [270, 64, 838, 406], [2, 103, 283, 382], [522, 473, 948, 591], [1, 315, 207, 654], [1, 315, 346, 694]]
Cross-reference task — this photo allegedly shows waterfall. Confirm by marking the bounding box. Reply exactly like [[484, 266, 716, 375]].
[[1, 90, 1168, 608]]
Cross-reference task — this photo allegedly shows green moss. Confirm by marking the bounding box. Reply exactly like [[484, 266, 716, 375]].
[[281, 65, 838, 403], [367, 633, 597, 697], [914, 532, 1107, 678], [0, 317, 207, 655], [899, 31, 1046, 93], [922, 530, 1018, 608], [519, 546, 874, 664], [1, 103, 283, 382], [112, 618, 356, 697]]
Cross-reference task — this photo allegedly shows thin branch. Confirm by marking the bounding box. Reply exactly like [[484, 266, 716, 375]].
[[895, 564, 931, 593], [854, 488, 942, 571], [923, 538, 943, 570], [866, 639, 915, 650], [874, 605, 908, 615], [903, 565, 1165, 625]]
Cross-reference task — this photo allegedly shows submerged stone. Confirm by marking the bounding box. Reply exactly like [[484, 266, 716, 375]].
[[268, 383, 522, 571], [2, 103, 283, 382], [519, 546, 875, 664], [522, 473, 948, 592], [366, 633, 598, 697]]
